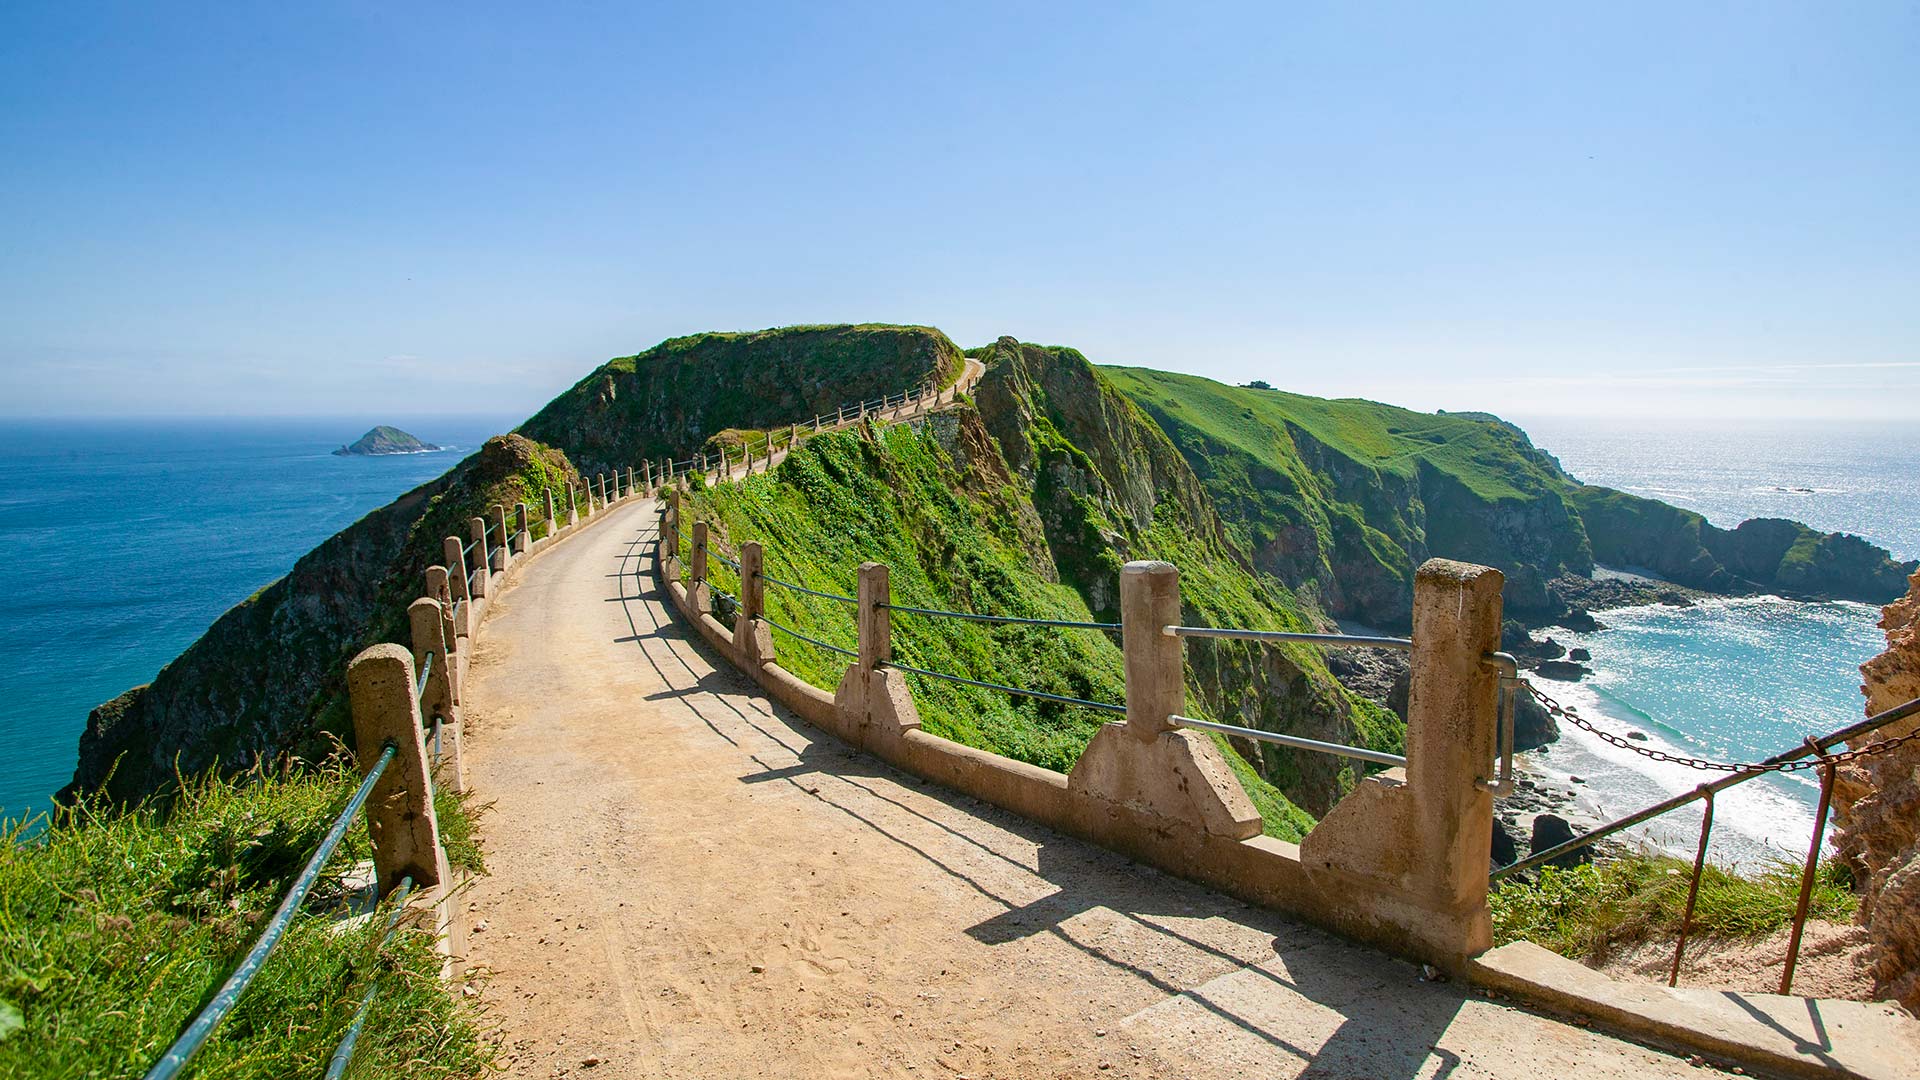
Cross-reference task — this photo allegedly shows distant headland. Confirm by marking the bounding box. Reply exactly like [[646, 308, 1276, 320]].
[[333, 425, 440, 456]]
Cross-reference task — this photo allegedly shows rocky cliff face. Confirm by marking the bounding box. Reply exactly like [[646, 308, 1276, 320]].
[[1834, 568, 1920, 1010], [518, 324, 960, 475], [67, 435, 579, 805], [1570, 487, 1915, 603]]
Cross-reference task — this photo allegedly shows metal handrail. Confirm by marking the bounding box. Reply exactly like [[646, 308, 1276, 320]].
[[1492, 694, 1920, 882], [1163, 625, 1413, 650], [322, 874, 417, 1080], [142, 744, 400, 1080], [880, 603, 1119, 631], [1171, 713, 1406, 768], [882, 659, 1127, 714]]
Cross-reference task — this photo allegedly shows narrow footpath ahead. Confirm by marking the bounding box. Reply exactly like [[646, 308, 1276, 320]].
[[460, 496, 1717, 1079]]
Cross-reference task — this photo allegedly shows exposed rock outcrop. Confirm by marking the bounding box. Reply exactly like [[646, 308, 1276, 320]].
[[1834, 568, 1920, 1009]]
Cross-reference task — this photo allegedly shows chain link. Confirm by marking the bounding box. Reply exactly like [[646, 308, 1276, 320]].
[[1522, 681, 1920, 773]]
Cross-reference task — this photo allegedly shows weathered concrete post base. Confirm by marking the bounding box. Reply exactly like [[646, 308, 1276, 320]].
[[1067, 724, 1262, 840]]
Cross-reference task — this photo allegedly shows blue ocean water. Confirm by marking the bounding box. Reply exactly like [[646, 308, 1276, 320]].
[[1511, 416, 1917, 866], [0, 417, 514, 823]]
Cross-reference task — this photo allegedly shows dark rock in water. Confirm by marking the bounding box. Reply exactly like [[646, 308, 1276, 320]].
[[1657, 589, 1695, 608], [334, 425, 440, 456], [1513, 691, 1559, 750], [1627, 730, 1647, 741], [1502, 619, 1567, 660], [1531, 813, 1590, 868], [1568, 647, 1591, 661], [1533, 659, 1591, 681], [1491, 818, 1520, 867], [1562, 606, 1602, 632], [1569, 775, 1585, 783]]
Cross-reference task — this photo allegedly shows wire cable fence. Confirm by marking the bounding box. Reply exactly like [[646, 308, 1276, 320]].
[[880, 602, 1119, 632], [759, 573, 858, 606], [763, 613, 859, 658], [881, 658, 1127, 715]]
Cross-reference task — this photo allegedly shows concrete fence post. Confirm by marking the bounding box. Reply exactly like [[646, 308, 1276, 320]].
[[567, 483, 578, 524], [347, 644, 443, 893], [441, 537, 472, 637], [690, 520, 710, 612], [1403, 560, 1503, 922], [468, 517, 490, 598], [407, 597, 465, 795], [1121, 561, 1183, 742], [425, 566, 458, 656], [740, 540, 765, 621], [491, 505, 510, 570], [739, 540, 774, 666], [627, 466, 635, 495], [544, 489, 557, 534], [644, 461, 654, 490], [514, 503, 530, 554], [857, 561, 891, 670]]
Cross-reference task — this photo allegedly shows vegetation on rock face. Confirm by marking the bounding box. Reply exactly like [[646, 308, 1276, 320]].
[[69, 435, 581, 806], [1, 765, 490, 1079], [684, 337, 1404, 824], [685, 418, 1318, 839], [518, 323, 961, 476]]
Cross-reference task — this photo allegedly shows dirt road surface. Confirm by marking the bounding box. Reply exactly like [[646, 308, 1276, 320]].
[[460, 495, 1720, 1078]]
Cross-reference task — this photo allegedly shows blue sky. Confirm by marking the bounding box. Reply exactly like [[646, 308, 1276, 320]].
[[2, 3, 1915, 420]]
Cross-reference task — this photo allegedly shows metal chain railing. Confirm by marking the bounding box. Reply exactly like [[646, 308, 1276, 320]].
[[1523, 681, 1920, 774]]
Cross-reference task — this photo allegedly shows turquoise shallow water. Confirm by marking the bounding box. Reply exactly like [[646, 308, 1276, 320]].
[[0, 417, 513, 823], [1511, 416, 1916, 865], [1528, 596, 1885, 867]]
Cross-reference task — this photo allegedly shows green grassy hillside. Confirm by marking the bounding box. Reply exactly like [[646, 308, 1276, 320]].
[[1104, 366, 1913, 620], [681, 338, 1407, 825]]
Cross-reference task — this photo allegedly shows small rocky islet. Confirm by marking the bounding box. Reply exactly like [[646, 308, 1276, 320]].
[[332, 425, 441, 456]]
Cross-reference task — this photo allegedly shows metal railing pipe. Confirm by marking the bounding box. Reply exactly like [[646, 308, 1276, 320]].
[[1163, 625, 1413, 650], [142, 745, 399, 1080], [1171, 714, 1407, 768]]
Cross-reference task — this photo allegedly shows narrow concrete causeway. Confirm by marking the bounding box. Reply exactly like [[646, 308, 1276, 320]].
[[461, 496, 1717, 1079]]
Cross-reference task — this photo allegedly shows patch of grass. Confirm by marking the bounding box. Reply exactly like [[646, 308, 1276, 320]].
[[0, 762, 489, 1079], [1490, 853, 1857, 963]]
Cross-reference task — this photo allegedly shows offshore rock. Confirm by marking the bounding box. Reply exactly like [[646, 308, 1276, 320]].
[[1834, 567, 1920, 1009]]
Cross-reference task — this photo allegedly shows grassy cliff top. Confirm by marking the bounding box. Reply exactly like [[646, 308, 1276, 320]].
[[1102, 366, 1568, 504]]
